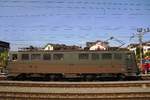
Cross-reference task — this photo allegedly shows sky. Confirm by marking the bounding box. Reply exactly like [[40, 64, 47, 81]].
[[0, 0, 150, 50]]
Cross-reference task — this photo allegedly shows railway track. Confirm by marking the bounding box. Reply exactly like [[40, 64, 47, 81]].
[[0, 81, 150, 100], [141, 74, 150, 80], [0, 92, 150, 100], [0, 80, 150, 88]]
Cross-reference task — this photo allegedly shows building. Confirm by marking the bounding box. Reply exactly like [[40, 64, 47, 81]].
[[85, 40, 109, 50], [19, 45, 43, 51], [44, 44, 54, 51], [43, 43, 82, 51], [18, 43, 82, 51], [0, 41, 9, 51], [128, 41, 150, 54]]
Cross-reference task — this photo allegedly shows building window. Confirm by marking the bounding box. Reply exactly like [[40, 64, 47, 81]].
[[91, 53, 99, 60], [12, 54, 18, 61], [53, 54, 64, 60], [79, 53, 89, 60], [102, 53, 112, 59], [48, 46, 50, 50], [31, 54, 41, 60], [114, 53, 122, 59], [43, 54, 51, 60], [21, 54, 29, 60]]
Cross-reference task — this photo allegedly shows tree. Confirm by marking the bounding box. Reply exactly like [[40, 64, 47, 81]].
[[144, 51, 150, 58], [135, 47, 143, 62], [0, 51, 8, 68]]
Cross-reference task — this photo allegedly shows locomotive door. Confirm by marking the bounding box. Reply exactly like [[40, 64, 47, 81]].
[[65, 52, 77, 77], [68, 53, 75, 67], [125, 53, 138, 74]]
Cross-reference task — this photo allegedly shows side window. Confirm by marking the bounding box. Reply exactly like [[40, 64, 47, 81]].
[[43, 54, 51, 60], [91, 53, 99, 60], [102, 53, 112, 60], [53, 54, 64, 60], [31, 54, 41, 60], [21, 54, 29, 60], [79, 53, 89, 60], [12, 54, 18, 61], [114, 53, 122, 60]]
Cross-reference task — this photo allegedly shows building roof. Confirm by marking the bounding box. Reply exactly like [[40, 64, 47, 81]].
[[19, 45, 43, 51], [0, 40, 10, 48], [44, 43, 82, 50], [86, 40, 109, 47], [128, 41, 150, 48]]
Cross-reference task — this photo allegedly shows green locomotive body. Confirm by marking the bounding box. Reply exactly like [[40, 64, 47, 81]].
[[7, 50, 139, 80]]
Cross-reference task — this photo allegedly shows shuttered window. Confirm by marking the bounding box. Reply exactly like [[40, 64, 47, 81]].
[[21, 54, 29, 60], [114, 53, 122, 59], [79, 53, 89, 60], [43, 54, 51, 60], [53, 54, 64, 60], [91, 53, 99, 60], [31, 54, 41, 60], [102, 53, 112, 59]]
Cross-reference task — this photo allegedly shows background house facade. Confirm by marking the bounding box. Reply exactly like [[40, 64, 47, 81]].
[[86, 40, 109, 50], [127, 41, 150, 55], [44, 44, 54, 51], [43, 43, 82, 51]]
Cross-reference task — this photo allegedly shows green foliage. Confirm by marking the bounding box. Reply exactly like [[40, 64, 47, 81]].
[[144, 51, 150, 58], [135, 47, 144, 63], [135, 47, 150, 63], [0, 51, 8, 68]]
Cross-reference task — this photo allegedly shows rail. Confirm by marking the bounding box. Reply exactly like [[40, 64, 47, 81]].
[[0, 81, 150, 99]]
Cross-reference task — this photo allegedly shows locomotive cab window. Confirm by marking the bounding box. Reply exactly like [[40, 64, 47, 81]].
[[91, 53, 99, 60], [43, 54, 51, 60], [126, 53, 132, 61], [21, 54, 29, 60], [31, 54, 41, 60], [102, 53, 112, 60], [125, 53, 134, 65], [12, 54, 18, 61], [79, 53, 89, 60], [53, 54, 64, 60]]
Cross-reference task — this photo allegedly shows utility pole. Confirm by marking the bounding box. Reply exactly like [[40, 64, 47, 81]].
[[131, 27, 150, 69], [137, 28, 144, 69]]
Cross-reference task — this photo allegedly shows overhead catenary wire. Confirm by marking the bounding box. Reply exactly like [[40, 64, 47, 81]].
[[0, 0, 150, 50]]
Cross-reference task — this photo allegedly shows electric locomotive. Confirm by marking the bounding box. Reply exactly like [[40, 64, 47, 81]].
[[7, 50, 139, 81]]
